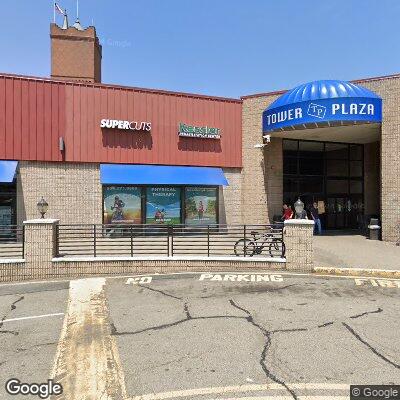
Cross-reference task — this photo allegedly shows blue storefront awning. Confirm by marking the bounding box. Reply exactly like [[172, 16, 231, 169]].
[[100, 164, 229, 186], [263, 80, 382, 132], [0, 161, 18, 183]]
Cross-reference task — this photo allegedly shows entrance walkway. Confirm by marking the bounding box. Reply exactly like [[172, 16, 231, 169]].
[[314, 234, 400, 271]]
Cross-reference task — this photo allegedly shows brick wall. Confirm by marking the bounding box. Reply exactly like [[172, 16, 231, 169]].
[[242, 76, 400, 242], [364, 141, 380, 216], [220, 168, 242, 225], [16, 162, 242, 227], [284, 220, 314, 272], [242, 94, 282, 224], [360, 78, 400, 242], [50, 24, 102, 83], [17, 161, 102, 225]]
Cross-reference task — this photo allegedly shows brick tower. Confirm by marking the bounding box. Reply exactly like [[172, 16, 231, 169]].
[[50, 18, 102, 83]]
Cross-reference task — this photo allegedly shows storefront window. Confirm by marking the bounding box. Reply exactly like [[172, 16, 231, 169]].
[[103, 186, 142, 224], [102, 185, 220, 225], [185, 187, 217, 225], [0, 183, 16, 228], [146, 187, 181, 225]]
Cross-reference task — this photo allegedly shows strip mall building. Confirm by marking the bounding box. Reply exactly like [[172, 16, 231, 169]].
[[0, 22, 398, 242]]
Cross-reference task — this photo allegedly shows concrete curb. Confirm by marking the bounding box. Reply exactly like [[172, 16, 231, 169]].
[[313, 266, 400, 279]]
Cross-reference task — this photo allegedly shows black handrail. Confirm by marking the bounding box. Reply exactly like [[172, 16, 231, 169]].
[[55, 223, 285, 259], [0, 225, 25, 259]]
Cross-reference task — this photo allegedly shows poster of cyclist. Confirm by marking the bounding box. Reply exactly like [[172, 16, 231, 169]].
[[146, 187, 181, 224], [185, 187, 217, 225], [103, 186, 142, 224]]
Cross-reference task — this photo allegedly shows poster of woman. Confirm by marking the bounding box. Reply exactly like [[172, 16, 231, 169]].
[[146, 187, 181, 224], [185, 187, 217, 225]]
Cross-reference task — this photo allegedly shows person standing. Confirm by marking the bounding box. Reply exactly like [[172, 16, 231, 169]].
[[198, 201, 204, 220], [310, 202, 322, 235], [282, 204, 293, 220]]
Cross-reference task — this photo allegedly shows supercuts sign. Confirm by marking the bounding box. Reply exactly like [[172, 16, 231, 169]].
[[100, 119, 151, 132], [262, 97, 382, 132]]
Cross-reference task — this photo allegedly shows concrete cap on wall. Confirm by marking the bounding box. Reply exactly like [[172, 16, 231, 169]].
[[284, 219, 315, 226], [23, 219, 60, 225]]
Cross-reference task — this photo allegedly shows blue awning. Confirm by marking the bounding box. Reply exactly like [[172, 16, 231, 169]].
[[0, 161, 18, 183], [100, 164, 229, 186], [263, 80, 382, 132]]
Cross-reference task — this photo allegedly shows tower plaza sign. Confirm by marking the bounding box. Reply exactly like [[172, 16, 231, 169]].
[[263, 98, 381, 132]]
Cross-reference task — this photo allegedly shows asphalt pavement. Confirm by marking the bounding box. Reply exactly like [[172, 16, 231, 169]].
[[0, 272, 399, 399]]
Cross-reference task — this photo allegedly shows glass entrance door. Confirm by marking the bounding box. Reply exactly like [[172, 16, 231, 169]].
[[326, 197, 345, 229], [283, 139, 364, 230], [325, 196, 363, 229]]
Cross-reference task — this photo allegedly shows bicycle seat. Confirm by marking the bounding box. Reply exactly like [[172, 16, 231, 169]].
[[250, 231, 259, 236]]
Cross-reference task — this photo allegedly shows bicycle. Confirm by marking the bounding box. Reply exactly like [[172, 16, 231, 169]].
[[234, 228, 285, 257], [396, 222, 400, 246]]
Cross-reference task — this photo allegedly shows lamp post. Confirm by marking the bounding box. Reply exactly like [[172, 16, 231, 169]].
[[294, 197, 304, 219], [37, 198, 49, 219]]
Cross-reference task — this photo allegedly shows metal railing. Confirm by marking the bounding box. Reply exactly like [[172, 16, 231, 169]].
[[0, 225, 24, 259], [56, 223, 285, 258]]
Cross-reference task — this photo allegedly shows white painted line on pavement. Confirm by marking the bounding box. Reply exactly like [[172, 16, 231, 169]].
[[1, 312, 64, 324], [210, 397, 348, 400], [110, 271, 400, 282], [50, 277, 127, 399], [128, 383, 350, 400], [1, 269, 399, 289]]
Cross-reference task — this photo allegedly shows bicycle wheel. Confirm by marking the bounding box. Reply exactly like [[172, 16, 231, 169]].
[[234, 239, 255, 257], [269, 240, 286, 257]]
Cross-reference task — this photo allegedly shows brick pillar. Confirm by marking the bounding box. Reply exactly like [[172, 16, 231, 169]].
[[284, 220, 314, 272], [23, 219, 59, 279]]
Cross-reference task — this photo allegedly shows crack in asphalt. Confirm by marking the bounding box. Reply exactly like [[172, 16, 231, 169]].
[[271, 328, 308, 334], [183, 302, 192, 319], [342, 322, 400, 370], [315, 307, 384, 329], [111, 302, 246, 337], [115, 282, 391, 395], [350, 307, 383, 319], [137, 285, 183, 300], [15, 341, 57, 353], [0, 295, 24, 336], [318, 321, 334, 328], [229, 299, 298, 400]]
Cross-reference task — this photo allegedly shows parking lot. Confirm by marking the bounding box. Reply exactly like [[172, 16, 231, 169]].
[[0, 272, 399, 399]]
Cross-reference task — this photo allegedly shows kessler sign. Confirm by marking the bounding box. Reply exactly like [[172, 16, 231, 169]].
[[178, 123, 221, 139], [262, 80, 382, 132]]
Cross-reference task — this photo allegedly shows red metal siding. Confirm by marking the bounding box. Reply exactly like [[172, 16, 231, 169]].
[[0, 74, 242, 168]]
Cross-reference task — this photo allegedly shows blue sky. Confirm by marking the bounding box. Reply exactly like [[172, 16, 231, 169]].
[[1, 1, 399, 98]]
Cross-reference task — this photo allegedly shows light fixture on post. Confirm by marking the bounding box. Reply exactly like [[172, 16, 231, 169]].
[[294, 197, 304, 219], [37, 197, 49, 219]]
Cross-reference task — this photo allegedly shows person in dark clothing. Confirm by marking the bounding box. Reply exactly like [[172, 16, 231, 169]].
[[295, 209, 308, 220], [310, 202, 322, 235], [111, 196, 125, 221]]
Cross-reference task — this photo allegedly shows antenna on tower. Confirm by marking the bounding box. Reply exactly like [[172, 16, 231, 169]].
[[72, 0, 83, 30]]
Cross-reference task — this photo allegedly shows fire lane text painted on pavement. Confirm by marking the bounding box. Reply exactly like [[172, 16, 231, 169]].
[[355, 278, 400, 288]]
